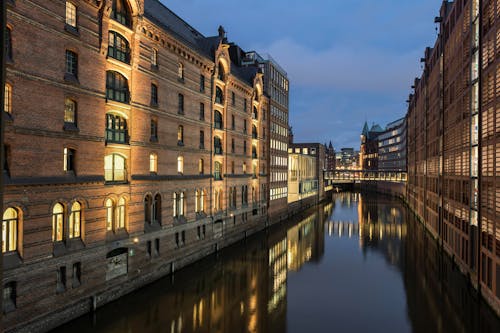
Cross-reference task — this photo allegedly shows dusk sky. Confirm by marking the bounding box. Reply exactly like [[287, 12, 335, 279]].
[[160, 0, 440, 149]]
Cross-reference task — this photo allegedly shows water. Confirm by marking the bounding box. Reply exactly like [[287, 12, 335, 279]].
[[53, 193, 499, 333]]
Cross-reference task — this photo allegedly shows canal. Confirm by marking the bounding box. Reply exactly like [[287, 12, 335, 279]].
[[53, 193, 500, 333]]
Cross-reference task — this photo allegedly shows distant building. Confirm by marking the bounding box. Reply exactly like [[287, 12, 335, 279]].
[[287, 143, 325, 204], [378, 118, 407, 172], [325, 141, 336, 172], [360, 122, 384, 170], [336, 148, 358, 169]]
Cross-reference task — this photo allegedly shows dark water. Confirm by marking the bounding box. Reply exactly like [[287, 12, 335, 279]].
[[53, 193, 499, 333]]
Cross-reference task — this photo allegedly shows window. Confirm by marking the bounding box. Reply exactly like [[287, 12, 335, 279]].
[[231, 114, 235, 130], [243, 140, 247, 153], [150, 118, 158, 141], [108, 31, 130, 63], [149, 153, 157, 173], [2, 208, 18, 253], [217, 62, 225, 81], [214, 110, 223, 129], [104, 154, 126, 182], [199, 159, 204, 174], [244, 99, 247, 113], [153, 194, 161, 225], [214, 161, 222, 180], [151, 48, 158, 67], [200, 190, 205, 212], [173, 192, 185, 217], [144, 195, 152, 224], [64, 99, 76, 125], [57, 266, 67, 293], [214, 136, 223, 155], [63, 148, 75, 172], [65, 50, 78, 79], [106, 71, 129, 103], [199, 130, 204, 149], [252, 125, 257, 139], [199, 103, 205, 120], [243, 162, 247, 174], [111, 0, 132, 28], [106, 114, 128, 144], [4, 83, 12, 114], [231, 91, 235, 106], [52, 203, 64, 242], [215, 87, 224, 104], [177, 125, 184, 145], [231, 138, 235, 153], [5, 27, 12, 60], [178, 63, 184, 80], [195, 190, 201, 213], [178, 94, 184, 114], [106, 198, 126, 231], [252, 145, 257, 159], [231, 161, 235, 174], [151, 84, 158, 106], [65, 1, 77, 28], [69, 202, 81, 239], [200, 75, 205, 92], [177, 156, 184, 174], [252, 106, 258, 120], [3, 282, 16, 313], [243, 120, 247, 133]]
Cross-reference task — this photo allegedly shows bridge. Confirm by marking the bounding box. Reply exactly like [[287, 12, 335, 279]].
[[324, 170, 407, 185]]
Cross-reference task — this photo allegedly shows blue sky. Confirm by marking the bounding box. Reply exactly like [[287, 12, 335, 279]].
[[160, 0, 440, 149]]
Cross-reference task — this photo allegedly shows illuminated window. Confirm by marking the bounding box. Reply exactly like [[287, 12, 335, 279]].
[[195, 190, 200, 213], [177, 125, 184, 144], [200, 190, 205, 212], [178, 63, 184, 80], [151, 48, 158, 66], [64, 99, 76, 125], [149, 153, 157, 173], [243, 162, 247, 174], [65, 2, 77, 28], [63, 148, 75, 172], [106, 198, 126, 231], [179, 192, 185, 216], [52, 203, 64, 242], [177, 156, 184, 174], [252, 106, 258, 120], [108, 31, 130, 63], [111, 0, 132, 28], [106, 114, 128, 144], [199, 158, 204, 174], [4, 83, 12, 114], [104, 154, 126, 182], [2, 208, 18, 253], [106, 71, 129, 103], [69, 202, 81, 239], [105, 199, 114, 231], [214, 161, 222, 180]]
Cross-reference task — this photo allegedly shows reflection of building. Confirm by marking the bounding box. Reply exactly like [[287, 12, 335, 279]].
[[287, 143, 325, 203], [378, 118, 407, 172], [406, 0, 499, 312]]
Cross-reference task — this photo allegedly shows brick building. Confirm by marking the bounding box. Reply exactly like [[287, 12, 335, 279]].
[[407, 0, 499, 314], [1, 0, 278, 331], [359, 122, 383, 170]]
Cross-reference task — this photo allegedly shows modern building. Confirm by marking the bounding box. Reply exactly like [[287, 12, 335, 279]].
[[378, 117, 407, 172], [406, 0, 499, 313], [287, 143, 325, 204], [1, 0, 285, 331], [360, 122, 384, 170], [335, 148, 358, 170]]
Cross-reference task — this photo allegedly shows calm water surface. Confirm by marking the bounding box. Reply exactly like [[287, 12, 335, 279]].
[[54, 193, 499, 333]]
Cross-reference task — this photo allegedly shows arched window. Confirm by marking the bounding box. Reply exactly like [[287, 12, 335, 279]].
[[106, 71, 129, 103], [214, 110, 223, 129], [214, 161, 222, 180], [52, 203, 64, 242], [69, 202, 81, 239], [179, 192, 185, 216], [215, 87, 224, 104], [200, 190, 205, 212], [172, 193, 178, 217], [252, 125, 257, 139], [153, 194, 161, 224], [214, 136, 223, 155], [106, 114, 128, 144], [108, 31, 130, 63], [144, 194, 152, 224], [2, 208, 18, 253], [106, 199, 114, 231], [111, 0, 132, 28], [117, 197, 126, 229], [4, 83, 12, 115], [149, 153, 157, 173], [64, 99, 76, 125], [252, 106, 258, 120], [104, 154, 126, 182], [199, 158, 204, 174]]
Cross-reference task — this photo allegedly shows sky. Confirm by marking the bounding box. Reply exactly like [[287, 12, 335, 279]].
[[160, 0, 441, 149]]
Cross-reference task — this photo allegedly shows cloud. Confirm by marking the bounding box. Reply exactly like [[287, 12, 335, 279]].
[[258, 38, 422, 94]]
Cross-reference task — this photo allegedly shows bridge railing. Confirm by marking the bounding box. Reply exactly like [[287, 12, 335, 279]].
[[325, 170, 407, 183]]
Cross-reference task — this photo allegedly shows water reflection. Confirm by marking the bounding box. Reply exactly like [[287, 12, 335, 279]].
[[53, 193, 499, 333]]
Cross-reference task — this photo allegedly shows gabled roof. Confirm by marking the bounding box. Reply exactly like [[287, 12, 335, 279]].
[[361, 121, 370, 137]]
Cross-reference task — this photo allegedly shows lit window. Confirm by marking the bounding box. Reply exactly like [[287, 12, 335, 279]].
[[214, 161, 222, 180], [65, 50, 78, 78], [104, 154, 126, 182], [106, 114, 128, 144], [178, 63, 184, 80], [200, 190, 205, 212], [65, 2, 77, 28], [108, 31, 130, 63], [195, 190, 200, 213], [150, 153, 157, 173], [117, 197, 126, 229], [4, 83, 12, 114], [64, 99, 76, 125], [177, 125, 184, 144], [151, 48, 158, 66], [105, 199, 114, 231], [69, 202, 81, 239], [243, 162, 247, 174], [199, 158, 204, 174], [177, 156, 184, 174], [64, 147, 75, 172], [52, 203, 64, 242], [2, 208, 18, 253]]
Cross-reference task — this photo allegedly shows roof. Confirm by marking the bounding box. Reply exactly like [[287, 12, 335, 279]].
[[370, 124, 384, 133], [361, 122, 369, 137]]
